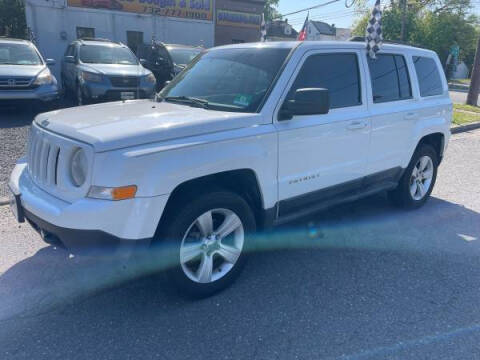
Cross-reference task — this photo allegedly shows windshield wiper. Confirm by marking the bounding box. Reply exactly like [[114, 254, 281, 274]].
[[163, 96, 209, 109]]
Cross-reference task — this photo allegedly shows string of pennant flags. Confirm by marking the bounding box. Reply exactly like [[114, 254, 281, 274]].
[[260, 0, 383, 59]]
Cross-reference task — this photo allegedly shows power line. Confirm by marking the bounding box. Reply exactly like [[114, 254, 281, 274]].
[[275, 0, 343, 19]]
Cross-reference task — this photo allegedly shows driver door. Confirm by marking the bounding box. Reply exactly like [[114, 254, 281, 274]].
[[274, 49, 371, 218]]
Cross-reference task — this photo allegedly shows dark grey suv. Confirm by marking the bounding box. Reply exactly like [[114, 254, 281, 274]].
[[61, 38, 156, 105]]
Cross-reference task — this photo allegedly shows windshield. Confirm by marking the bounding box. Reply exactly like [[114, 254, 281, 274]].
[[0, 43, 42, 65], [160, 47, 291, 113], [167, 48, 202, 65], [79, 44, 138, 65]]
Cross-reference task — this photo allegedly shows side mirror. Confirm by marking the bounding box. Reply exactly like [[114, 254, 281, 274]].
[[139, 58, 148, 66], [64, 55, 75, 64], [45, 58, 56, 66], [279, 88, 330, 121]]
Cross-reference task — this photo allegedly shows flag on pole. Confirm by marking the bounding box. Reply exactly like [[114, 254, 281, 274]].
[[366, 0, 383, 59], [297, 13, 309, 41], [260, 13, 267, 42]]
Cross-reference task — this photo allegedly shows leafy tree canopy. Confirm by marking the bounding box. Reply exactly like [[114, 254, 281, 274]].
[[0, 0, 27, 38], [352, 1, 479, 69]]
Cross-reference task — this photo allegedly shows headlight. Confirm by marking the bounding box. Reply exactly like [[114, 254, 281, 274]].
[[70, 148, 88, 187], [33, 68, 54, 85], [144, 72, 156, 84], [81, 71, 102, 83]]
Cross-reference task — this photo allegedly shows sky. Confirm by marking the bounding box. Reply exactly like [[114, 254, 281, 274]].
[[278, 0, 480, 31]]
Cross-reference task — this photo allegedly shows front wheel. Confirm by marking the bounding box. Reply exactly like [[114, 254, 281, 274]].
[[158, 190, 256, 298], [389, 144, 438, 209]]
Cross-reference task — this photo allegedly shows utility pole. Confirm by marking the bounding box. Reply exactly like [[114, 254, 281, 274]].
[[400, 0, 407, 41], [467, 36, 480, 106]]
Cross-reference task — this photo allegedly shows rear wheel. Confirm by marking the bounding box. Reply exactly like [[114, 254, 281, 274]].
[[389, 144, 438, 209], [157, 190, 256, 298]]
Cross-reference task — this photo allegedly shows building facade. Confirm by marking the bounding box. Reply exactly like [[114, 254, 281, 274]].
[[25, 0, 215, 80], [214, 0, 265, 45], [307, 21, 351, 41], [266, 19, 298, 42]]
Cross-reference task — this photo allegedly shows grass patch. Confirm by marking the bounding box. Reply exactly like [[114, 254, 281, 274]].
[[453, 104, 480, 113], [453, 110, 480, 126]]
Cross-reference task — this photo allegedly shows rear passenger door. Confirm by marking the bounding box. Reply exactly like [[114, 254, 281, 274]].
[[365, 52, 416, 177], [275, 49, 370, 217]]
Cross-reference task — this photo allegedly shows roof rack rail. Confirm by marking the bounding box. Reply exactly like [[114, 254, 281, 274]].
[[79, 37, 117, 43], [349, 36, 425, 49]]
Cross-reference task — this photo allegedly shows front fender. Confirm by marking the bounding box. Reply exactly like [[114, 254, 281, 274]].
[[91, 124, 279, 209]]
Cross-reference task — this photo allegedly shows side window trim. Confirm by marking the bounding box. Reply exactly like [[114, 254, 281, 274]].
[[368, 53, 413, 104]]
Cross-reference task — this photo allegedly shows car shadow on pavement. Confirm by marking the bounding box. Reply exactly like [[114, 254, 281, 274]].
[[1, 194, 480, 359]]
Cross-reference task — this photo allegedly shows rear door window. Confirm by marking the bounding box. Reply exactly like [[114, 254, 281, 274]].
[[368, 54, 412, 103], [413, 56, 443, 97]]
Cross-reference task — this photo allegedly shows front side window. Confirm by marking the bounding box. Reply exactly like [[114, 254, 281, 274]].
[[413, 56, 443, 97], [288, 53, 362, 109], [0, 43, 42, 65], [160, 47, 291, 113], [368, 54, 412, 103], [167, 47, 202, 65], [79, 44, 138, 65]]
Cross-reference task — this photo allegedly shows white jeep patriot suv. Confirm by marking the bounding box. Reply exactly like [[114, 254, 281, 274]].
[[9, 41, 451, 297]]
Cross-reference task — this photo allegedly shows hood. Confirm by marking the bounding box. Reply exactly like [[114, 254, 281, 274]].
[[0, 65, 45, 78], [35, 100, 265, 152], [80, 64, 149, 77]]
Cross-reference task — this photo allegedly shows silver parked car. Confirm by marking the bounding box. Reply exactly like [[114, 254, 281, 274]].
[[0, 37, 59, 108], [61, 38, 156, 105]]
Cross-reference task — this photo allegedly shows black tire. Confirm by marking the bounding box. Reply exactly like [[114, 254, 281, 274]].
[[389, 143, 438, 209], [156, 190, 256, 298]]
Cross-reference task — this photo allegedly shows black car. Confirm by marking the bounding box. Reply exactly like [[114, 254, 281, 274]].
[[136, 42, 203, 90]]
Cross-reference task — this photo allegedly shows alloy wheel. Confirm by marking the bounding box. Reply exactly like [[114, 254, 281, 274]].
[[180, 208, 244, 284], [409, 155, 434, 201]]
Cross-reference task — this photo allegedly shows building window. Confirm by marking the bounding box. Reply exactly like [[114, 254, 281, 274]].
[[76, 27, 95, 39], [368, 54, 412, 103], [127, 31, 144, 54]]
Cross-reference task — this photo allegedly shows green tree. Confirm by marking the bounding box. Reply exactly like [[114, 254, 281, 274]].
[[264, 0, 281, 21], [0, 0, 27, 38], [352, 6, 479, 69]]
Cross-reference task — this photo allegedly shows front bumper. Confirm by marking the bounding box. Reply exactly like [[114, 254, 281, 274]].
[[0, 83, 59, 102], [9, 161, 168, 251]]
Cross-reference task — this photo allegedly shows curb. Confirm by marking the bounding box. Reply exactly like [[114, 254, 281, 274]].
[[451, 121, 480, 134], [448, 84, 469, 92]]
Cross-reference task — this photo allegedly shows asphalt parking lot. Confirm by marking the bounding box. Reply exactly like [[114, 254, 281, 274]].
[[0, 100, 479, 359]]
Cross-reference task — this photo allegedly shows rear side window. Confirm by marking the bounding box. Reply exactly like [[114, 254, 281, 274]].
[[368, 54, 412, 103], [413, 56, 443, 97], [288, 53, 361, 109]]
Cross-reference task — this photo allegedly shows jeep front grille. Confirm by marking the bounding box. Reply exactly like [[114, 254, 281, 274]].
[[28, 127, 61, 186]]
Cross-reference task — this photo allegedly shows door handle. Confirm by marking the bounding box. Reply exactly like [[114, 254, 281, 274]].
[[347, 121, 367, 130], [404, 112, 417, 120]]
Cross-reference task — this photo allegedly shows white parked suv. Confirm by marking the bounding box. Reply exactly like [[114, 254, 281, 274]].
[[9, 41, 451, 297]]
